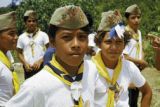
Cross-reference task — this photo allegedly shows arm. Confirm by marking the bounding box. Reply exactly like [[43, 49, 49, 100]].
[[124, 54, 148, 70], [139, 82, 152, 107], [16, 48, 32, 72]]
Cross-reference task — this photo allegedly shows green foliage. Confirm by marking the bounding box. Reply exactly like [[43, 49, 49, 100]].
[[1, 0, 160, 65]]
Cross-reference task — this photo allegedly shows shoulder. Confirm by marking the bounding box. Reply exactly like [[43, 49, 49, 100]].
[[38, 30, 48, 36], [22, 70, 53, 89], [83, 60, 99, 81], [84, 60, 98, 73], [0, 61, 10, 73], [122, 58, 139, 73], [18, 32, 28, 40]]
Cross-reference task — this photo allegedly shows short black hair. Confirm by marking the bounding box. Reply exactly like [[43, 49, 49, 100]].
[[124, 12, 141, 19], [124, 12, 130, 19], [23, 16, 37, 23]]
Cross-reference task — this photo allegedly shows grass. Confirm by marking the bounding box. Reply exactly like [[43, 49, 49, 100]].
[[141, 67, 160, 107]]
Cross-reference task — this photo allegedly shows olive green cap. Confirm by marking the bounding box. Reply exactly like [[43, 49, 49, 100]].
[[24, 10, 37, 19], [49, 5, 89, 29], [125, 4, 141, 15], [98, 10, 122, 31], [0, 11, 16, 31]]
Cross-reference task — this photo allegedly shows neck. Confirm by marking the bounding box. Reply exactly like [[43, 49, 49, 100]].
[[128, 25, 138, 33], [55, 56, 79, 77], [101, 55, 118, 69], [27, 28, 38, 34]]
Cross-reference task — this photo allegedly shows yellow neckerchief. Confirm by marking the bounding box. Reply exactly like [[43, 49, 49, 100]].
[[26, 28, 39, 57], [92, 51, 122, 107], [0, 50, 20, 94], [44, 55, 83, 107], [126, 25, 140, 58]]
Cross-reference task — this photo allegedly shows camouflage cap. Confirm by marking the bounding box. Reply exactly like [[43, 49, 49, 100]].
[[0, 11, 16, 31], [49, 5, 89, 29], [125, 4, 141, 15], [24, 10, 37, 19], [98, 10, 122, 31]]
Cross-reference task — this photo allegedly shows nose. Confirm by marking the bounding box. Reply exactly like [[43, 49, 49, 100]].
[[110, 43, 117, 51], [135, 17, 139, 23], [71, 37, 80, 49]]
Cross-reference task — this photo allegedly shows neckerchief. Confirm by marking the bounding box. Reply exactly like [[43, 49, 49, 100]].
[[0, 50, 20, 94], [26, 28, 39, 57], [44, 55, 83, 107], [92, 51, 122, 107], [126, 25, 140, 58]]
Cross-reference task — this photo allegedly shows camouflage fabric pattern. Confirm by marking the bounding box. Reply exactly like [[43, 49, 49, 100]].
[[0, 11, 16, 31], [125, 4, 141, 15], [98, 10, 122, 32], [24, 10, 37, 19], [49, 5, 89, 29]]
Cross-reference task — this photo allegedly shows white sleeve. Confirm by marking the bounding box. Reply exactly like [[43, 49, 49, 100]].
[[123, 41, 133, 55], [129, 62, 146, 88], [43, 32, 49, 45], [16, 36, 24, 49], [6, 84, 44, 107]]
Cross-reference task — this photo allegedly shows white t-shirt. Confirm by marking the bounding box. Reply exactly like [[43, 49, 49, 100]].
[[17, 30, 49, 65], [123, 30, 143, 59], [83, 58, 145, 107], [0, 61, 13, 106], [6, 60, 95, 107]]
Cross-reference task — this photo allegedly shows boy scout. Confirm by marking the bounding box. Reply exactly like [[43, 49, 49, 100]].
[[84, 10, 152, 107], [123, 4, 148, 107], [6, 5, 93, 107], [17, 10, 49, 79], [0, 11, 19, 107]]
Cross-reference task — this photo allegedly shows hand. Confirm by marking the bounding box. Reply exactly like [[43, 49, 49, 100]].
[[137, 60, 148, 70], [147, 34, 160, 48], [24, 63, 32, 72], [31, 59, 43, 71]]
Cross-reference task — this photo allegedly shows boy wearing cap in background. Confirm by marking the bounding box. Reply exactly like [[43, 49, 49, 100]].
[[0, 11, 19, 107], [123, 4, 149, 107], [6, 5, 94, 107], [16, 10, 49, 79], [84, 10, 152, 107]]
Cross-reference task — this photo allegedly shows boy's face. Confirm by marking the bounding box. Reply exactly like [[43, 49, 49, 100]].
[[127, 14, 141, 30], [25, 17, 37, 33], [53, 28, 88, 67], [0, 28, 17, 52], [99, 32, 124, 62]]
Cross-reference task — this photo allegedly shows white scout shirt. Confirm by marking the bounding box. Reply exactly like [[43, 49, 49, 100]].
[[17, 30, 49, 65], [6, 60, 96, 107], [0, 61, 13, 107], [84, 58, 146, 107], [123, 30, 143, 59]]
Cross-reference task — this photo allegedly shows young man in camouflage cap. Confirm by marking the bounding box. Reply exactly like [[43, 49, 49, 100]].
[[16, 10, 49, 79], [83, 10, 152, 107], [122, 4, 149, 107], [0, 11, 19, 106], [6, 5, 93, 107]]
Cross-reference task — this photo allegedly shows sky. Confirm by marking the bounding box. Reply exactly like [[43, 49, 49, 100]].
[[0, 0, 22, 7]]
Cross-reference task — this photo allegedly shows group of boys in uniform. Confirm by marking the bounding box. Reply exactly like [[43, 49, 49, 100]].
[[0, 3, 153, 107]]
